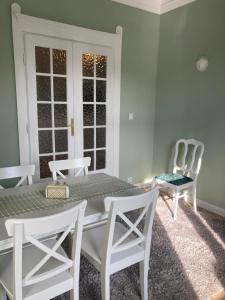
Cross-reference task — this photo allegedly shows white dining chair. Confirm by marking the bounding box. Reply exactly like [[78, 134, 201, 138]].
[[0, 200, 87, 300], [155, 138, 204, 220], [81, 188, 159, 300], [0, 165, 35, 189], [49, 157, 91, 182]]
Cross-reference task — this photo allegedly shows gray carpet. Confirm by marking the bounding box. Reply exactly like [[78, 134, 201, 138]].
[[57, 197, 225, 300]]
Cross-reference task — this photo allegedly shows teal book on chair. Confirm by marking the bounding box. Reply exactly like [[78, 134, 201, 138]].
[[156, 173, 193, 186]]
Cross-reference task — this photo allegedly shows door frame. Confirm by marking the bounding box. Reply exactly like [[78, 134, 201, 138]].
[[11, 3, 122, 177]]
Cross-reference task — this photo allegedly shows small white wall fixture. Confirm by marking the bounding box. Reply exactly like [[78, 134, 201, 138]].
[[196, 56, 209, 72], [112, 0, 197, 14], [11, 3, 122, 178]]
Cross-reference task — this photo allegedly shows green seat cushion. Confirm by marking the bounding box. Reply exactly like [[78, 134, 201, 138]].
[[156, 173, 193, 186]]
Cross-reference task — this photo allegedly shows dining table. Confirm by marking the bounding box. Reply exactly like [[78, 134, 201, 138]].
[[0, 173, 146, 253]]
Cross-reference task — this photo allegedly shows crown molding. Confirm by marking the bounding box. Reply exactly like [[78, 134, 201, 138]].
[[112, 0, 197, 15], [160, 0, 196, 14], [112, 0, 161, 14]]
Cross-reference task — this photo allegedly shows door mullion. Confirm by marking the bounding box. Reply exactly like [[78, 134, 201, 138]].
[[50, 48, 56, 161], [93, 55, 96, 171]]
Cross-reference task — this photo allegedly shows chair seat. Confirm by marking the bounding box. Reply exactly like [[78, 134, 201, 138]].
[[82, 222, 145, 275], [156, 173, 193, 187], [0, 239, 73, 300]]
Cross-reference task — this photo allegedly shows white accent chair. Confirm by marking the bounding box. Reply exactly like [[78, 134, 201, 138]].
[[0, 165, 35, 189], [156, 138, 204, 220], [49, 157, 91, 182], [81, 188, 159, 300], [0, 200, 87, 300]]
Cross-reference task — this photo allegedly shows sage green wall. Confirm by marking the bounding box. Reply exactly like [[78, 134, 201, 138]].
[[0, 0, 160, 184], [153, 0, 225, 209]]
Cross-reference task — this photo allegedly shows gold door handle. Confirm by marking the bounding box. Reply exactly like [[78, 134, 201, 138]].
[[68, 118, 75, 136]]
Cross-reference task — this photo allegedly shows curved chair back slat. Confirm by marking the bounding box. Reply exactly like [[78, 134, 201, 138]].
[[49, 157, 91, 181], [173, 139, 204, 180], [0, 165, 35, 189], [5, 200, 87, 297], [103, 188, 159, 268]]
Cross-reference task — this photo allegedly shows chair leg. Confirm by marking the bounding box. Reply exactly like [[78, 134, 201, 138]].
[[70, 288, 79, 300], [0, 284, 7, 300], [140, 260, 149, 300], [101, 270, 110, 300], [192, 184, 197, 213], [172, 191, 175, 203], [184, 190, 188, 203], [70, 271, 79, 300], [174, 192, 179, 220]]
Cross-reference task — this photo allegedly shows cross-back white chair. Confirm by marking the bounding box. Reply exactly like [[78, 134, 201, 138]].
[[156, 138, 204, 220], [0, 200, 87, 300], [0, 165, 35, 189], [49, 157, 91, 182], [81, 188, 159, 300]]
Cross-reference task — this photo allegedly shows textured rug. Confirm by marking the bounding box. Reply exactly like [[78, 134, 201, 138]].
[[210, 289, 225, 300], [56, 197, 225, 300]]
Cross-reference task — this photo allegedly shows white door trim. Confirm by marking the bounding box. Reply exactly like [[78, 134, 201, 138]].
[[11, 3, 122, 177]]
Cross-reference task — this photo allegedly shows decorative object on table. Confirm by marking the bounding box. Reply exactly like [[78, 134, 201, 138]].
[[155, 138, 204, 220], [45, 181, 69, 199], [196, 56, 209, 72]]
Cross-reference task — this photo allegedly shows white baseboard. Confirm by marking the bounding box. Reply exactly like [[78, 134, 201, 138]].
[[197, 199, 225, 218]]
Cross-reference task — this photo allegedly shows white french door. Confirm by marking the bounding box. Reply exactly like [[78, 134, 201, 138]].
[[74, 43, 113, 175], [25, 34, 114, 180]]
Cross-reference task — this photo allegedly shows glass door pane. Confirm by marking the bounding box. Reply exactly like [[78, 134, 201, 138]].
[[33, 43, 72, 178], [82, 53, 107, 171]]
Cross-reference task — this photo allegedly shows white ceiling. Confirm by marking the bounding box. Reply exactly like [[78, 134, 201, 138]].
[[112, 0, 196, 14]]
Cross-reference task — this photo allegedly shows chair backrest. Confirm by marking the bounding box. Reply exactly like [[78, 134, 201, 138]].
[[5, 200, 87, 299], [49, 157, 91, 182], [173, 139, 204, 180], [102, 188, 159, 267], [0, 165, 35, 189]]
